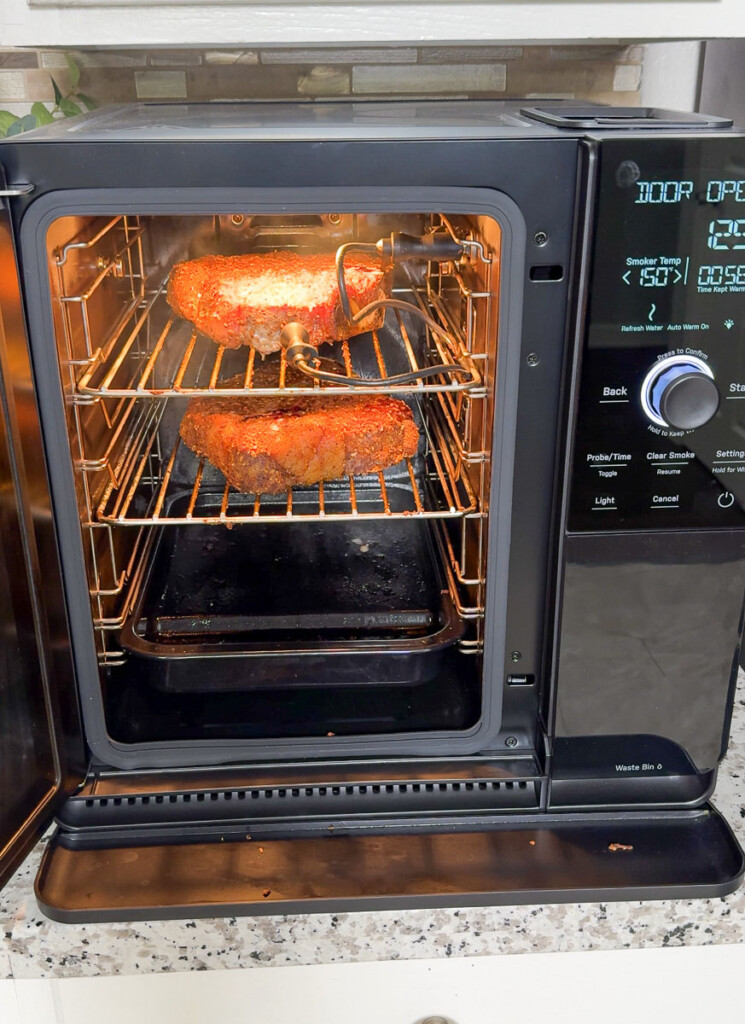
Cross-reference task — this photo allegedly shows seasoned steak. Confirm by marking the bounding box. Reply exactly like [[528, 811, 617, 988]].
[[167, 250, 390, 355], [179, 365, 420, 494]]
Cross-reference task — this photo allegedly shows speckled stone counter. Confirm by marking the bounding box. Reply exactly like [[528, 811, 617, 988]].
[[3, 680, 745, 979]]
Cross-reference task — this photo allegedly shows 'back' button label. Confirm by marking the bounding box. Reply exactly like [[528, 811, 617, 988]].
[[599, 386, 629, 404]]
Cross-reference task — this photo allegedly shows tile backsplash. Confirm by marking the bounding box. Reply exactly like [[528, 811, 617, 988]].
[[0, 44, 644, 117]]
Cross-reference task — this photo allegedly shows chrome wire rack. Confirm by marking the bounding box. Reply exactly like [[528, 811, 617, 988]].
[[55, 215, 147, 367], [427, 216, 498, 654], [70, 212, 491, 400], [51, 213, 495, 661], [50, 215, 150, 665], [95, 403, 480, 527], [74, 287, 483, 400]]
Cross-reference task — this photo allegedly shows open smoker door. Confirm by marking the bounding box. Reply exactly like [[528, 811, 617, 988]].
[[0, 175, 84, 891]]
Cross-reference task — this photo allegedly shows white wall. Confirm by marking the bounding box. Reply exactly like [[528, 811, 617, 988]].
[[4, 0, 745, 50], [3, 946, 745, 1024], [640, 41, 703, 113]]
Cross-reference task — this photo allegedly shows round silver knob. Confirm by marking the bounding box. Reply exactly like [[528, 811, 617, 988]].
[[640, 354, 720, 430]]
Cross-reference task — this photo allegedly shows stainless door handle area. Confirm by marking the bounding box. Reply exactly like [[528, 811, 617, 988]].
[[0, 184, 34, 196]]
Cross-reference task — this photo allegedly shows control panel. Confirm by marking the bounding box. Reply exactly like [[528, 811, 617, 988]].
[[569, 136, 745, 531]]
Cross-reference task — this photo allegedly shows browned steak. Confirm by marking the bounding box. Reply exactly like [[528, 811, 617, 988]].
[[179, 365, 420, 494], [167, 250, 390, 355]]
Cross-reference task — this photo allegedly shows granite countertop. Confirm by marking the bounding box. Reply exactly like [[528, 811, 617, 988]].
[[3, 679, 745, 980]]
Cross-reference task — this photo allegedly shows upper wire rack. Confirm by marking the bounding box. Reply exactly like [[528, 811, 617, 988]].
[[75, 282, 485, 400]]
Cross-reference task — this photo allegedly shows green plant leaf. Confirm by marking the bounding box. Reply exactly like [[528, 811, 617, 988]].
[[65, 53, 80, 90], [51, 76, 63, 106], [59, 97, 82, 118], [31, 102, 54, 126], [0, 110, 19, 137], [6, 115, 37, 136], [77, 93, 96, 112]]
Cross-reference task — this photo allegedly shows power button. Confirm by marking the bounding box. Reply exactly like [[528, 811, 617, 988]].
[[718, 492, 735, 509]]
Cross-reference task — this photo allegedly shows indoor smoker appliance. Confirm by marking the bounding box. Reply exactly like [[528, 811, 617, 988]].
[[2, 101, 745, 921]]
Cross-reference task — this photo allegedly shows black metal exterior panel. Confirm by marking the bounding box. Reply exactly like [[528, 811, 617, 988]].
[[498, 145, 578, 749], [550, 134, 745, 808], [0, 137, 577, 195], [36, 806, 744, 922], [551, 529, 745, 791]]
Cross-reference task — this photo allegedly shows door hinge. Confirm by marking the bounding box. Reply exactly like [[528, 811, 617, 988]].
[[0, 183, 33, 197]]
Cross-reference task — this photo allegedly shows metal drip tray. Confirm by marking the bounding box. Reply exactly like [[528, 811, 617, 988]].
[[120, 493, 465, 692]]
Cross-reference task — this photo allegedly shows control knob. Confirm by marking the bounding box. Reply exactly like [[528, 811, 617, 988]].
[[640, 354, 720, 430]]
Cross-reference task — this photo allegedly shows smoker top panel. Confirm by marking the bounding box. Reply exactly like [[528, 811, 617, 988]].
[[2, 100, 555, 142], [7, 101, 740, 146]]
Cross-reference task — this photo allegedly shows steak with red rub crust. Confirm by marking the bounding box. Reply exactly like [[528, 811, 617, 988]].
[[179, 364, 419, 494], [167, 250, 390, 355]]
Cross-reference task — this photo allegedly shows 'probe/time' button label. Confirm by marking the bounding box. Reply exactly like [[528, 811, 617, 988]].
[[586, 452, 632, 480], [586, 452, 632, 466]]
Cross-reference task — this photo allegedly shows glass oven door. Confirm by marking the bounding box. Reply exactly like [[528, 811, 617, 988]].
[[0, 174, 84, 891]]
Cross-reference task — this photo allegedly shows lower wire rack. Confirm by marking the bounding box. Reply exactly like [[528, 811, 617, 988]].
[[95, 403, 479, 527]]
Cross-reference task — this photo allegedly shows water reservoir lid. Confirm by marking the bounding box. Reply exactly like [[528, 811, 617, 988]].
[[521, 105, 733, 130]]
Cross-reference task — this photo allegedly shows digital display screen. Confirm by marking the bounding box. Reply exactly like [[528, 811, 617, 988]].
[[619, 174, 745, 296], [706, 218, 745, 250], [569, 135, 745, 532], [590, 141, 745, 323]]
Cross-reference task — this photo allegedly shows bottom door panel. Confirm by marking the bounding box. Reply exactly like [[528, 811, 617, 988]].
[[35, 806, 744, 922]]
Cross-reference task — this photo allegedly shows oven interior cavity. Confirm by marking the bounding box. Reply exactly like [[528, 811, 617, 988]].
[[45, 210, 500, 747]]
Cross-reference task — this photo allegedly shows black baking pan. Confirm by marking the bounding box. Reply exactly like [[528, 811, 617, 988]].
[[120, 489, 464, 692]]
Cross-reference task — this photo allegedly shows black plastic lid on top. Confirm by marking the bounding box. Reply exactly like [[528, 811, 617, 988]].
[[521, 105, 734, 130]]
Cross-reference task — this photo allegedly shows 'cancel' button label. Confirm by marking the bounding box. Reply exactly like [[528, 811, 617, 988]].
[[651, 494, 680, 508]]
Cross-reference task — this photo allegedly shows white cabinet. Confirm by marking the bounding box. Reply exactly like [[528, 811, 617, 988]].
[[3, 0, 745, 49], [3, 946, 745, 1024]]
